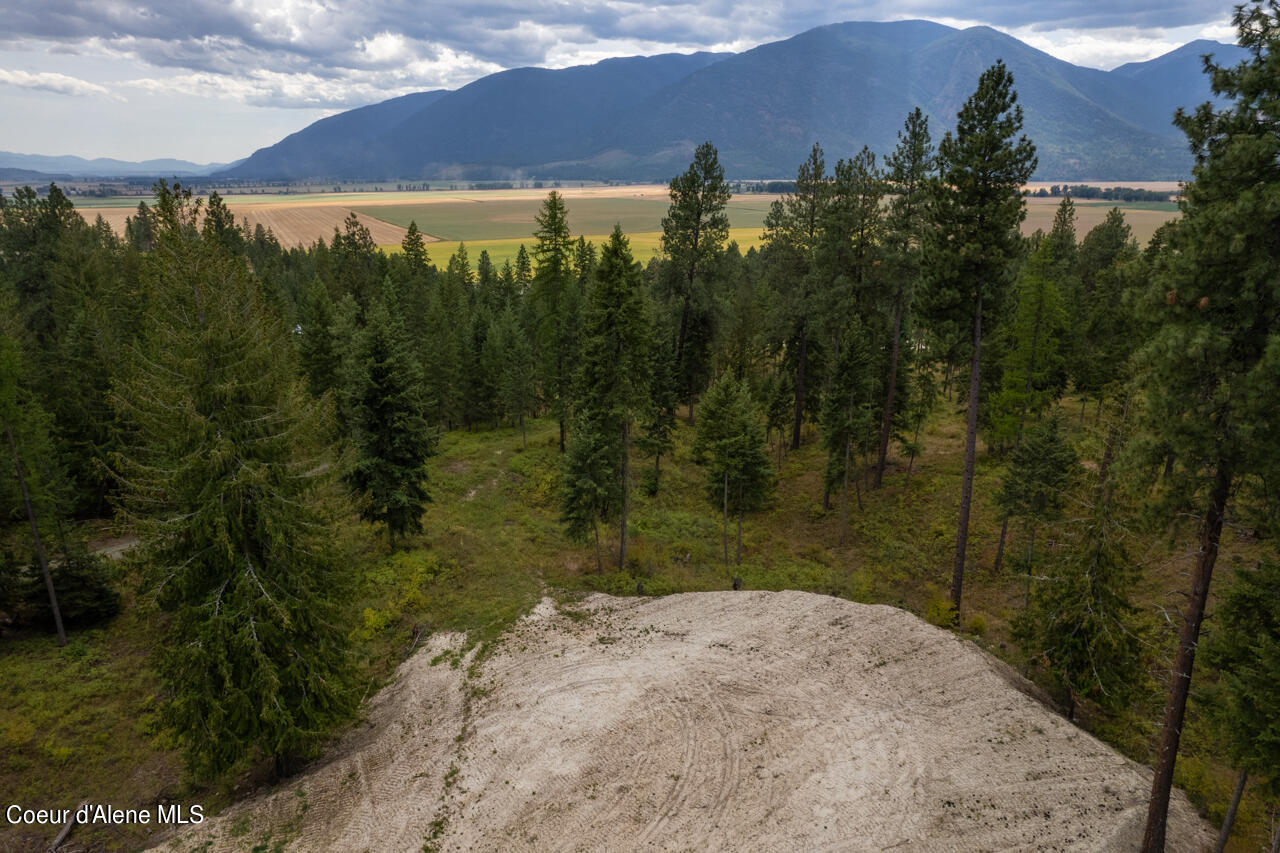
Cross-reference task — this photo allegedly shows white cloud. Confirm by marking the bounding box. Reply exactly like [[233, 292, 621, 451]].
[[0, 67, 117, 98]]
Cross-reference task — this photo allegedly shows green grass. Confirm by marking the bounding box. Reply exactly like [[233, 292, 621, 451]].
[[354, 196, 775, 242], [0, 585, 183, 852], [385, 227, 764, 267], [1075, 200, 1180, 212]]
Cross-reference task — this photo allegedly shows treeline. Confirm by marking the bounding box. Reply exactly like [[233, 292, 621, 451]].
[[1029, 184, 1176, 202], [2, 6, 1279, 849]]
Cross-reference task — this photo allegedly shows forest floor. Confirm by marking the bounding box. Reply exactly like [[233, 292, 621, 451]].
[[149, 591, 1214, 853]]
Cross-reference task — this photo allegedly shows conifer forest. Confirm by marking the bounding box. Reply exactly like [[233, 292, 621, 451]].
[[3, 5, 1280, 852]]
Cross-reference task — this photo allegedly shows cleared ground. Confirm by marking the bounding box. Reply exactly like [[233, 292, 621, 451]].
[[151, 591, 1213, 853]]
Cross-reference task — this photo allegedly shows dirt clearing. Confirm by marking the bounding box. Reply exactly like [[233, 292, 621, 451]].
[[152, 591, 1211, 852]]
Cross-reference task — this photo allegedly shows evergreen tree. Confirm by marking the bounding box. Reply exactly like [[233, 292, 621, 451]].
[[820, 317, 876, 542], [344, 288, 438, 543], [0, 318, 68, 643], [531, 192, 578, 452], [922, 61, 1037, 617], [296, 276, 341, 397], [763, 144, 832, 450], [1014, 454, 1143, 721], [693, 375, 775, 566], [636, 334, 679, 495], [663, 142, 731, 412], [1135, 8, 1280, 845], [994, 413, 1077, 575], [562, 226, 651, 569], [987, 241, 1069, 453], [1199, 557, 1280, 848], [401, 220, 431, 273], [875, 108, 935, 488], [110, 185, 354, 779], [490, 307, 536, 448]]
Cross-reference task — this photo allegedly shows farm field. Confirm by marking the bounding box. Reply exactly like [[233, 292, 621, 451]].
[[414, 227, 766, 267], [71, 183, 1180, 252]]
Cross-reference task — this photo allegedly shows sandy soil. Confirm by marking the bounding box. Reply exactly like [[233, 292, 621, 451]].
[[150, 591, 1212, 853]]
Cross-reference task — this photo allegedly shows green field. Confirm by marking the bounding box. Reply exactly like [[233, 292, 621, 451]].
[[355, 196, 777, 242], [1075, 200, 1180, 212], [380, 227, 766, 267]]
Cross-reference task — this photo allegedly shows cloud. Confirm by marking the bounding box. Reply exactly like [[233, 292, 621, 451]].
[[0, 0, 1241, 112], [0, 67, 115, 97]]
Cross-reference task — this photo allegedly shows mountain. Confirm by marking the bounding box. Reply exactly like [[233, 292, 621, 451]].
[[1112, 39, 1248, 127], [0, 152, 242, 178], [220, 22, 1244, 182]]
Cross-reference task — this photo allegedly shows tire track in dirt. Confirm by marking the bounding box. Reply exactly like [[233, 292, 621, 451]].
[[152, 591, 1215, 853]]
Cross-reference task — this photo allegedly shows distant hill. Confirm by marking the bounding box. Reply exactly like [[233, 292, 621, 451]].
[[219, 21, 1247, 182], [0, 152, 242, 178]]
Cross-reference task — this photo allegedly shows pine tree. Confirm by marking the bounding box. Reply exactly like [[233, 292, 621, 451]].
[[763, 144, 832, 450], [987, 241, 1069, 453], [296, 276, 341, 397], [344, 287, 438, 544], [922, 61, 1037, 617], [663, 142, 731, 412], [489, 307, 536, 448], [820, 317, 876, 542], [994, 413, 1077, 577], [694, 375, 775, 566], [1136, 7, 1280, 845], [1014, 455, 1143, 722], [110, 185, 354, 779], [562, 226, 651, 569], [636, 335, 678, 495], [401, 220, 431, 273], [532, 192, 578, 452], [1199, 557, 1280, 848], [875, 108, 935, 488]]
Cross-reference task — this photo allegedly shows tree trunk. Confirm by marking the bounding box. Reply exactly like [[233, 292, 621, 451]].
[[593, 522, 603, 574], [1142, 462, 1233, 853], [994, 517, 1009, 573], [619, 421, 630, 570], [1080, 396, 1087, 421], [736, 512, 743, 566], [558, 416, 566, 454], [905, 418, 923, 498], [791, 319, 808, 450], [1270, 813, 1280, 853], [1213, 769, 1248, 853], [1024, 523, 1036, 611], [951, 291, 983, 616], [840, 435, 851, 545], [722, 470, 730, 566], [5, 417, 66, 646], [874, 279, 906, 488], [520, 413, 526, 450]]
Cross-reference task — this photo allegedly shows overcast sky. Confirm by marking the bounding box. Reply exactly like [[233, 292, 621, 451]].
[[0, 0, 1241, 164]]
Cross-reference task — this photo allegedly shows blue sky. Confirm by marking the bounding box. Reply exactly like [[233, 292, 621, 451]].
[[0, 0, 1241, 163]]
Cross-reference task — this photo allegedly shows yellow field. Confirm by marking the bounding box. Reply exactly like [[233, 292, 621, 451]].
[[1021, 195, 1176, 245]]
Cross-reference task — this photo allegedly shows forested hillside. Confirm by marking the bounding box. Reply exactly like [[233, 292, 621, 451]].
[[3, 7, 1279, 853]]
